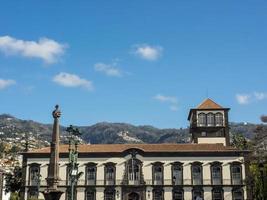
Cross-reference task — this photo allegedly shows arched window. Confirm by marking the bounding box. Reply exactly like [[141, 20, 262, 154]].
[[172, 162, 183, 185], [215, 113, 224, 126], [153, 162, 164, 185], [231, 162, 242, 185], [86, 162, 97, 185], [104, 162, 116, 186], [128, 158, 141, 185], [191, 162, 202, 185], [192, 188, 204, 200], [173, 190, 183, 200], [29, 163, 41, 186], [86, 189, 95, 200], [104, 189, 115, 200], [232, 189, 243, 200], [153, 189, 164, 200], [211, 162, 222, 185], [198, 113, 207, 126], [212, 188, 223, 200], [207, 113, 215, 126]]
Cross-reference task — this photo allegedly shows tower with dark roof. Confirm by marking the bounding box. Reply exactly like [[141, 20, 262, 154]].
[[188, 98, 230, 146]]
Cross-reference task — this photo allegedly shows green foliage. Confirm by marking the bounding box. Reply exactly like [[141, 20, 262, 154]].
[[248, 163, 267, 200], [9, 192, 19, 200], [232, 132, 249, 150], [5, 166, 22, 194]]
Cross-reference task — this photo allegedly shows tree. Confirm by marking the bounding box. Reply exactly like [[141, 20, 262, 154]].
[[232, 132, 249, 150], [5, 166, 22, 199]]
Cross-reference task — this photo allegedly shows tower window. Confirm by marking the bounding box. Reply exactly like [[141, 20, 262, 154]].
[[198, 113, 207, 126], [207, 113, 215, 126], [215, 113, 224, 126]]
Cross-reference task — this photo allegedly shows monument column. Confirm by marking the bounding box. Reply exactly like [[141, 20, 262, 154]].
[[42, 105, 63, 200]]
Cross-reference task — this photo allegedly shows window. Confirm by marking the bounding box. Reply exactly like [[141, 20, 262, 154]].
[[172, 162, 183, 185], [153, 189, 164, 200], [29, 163, 40, 186], [192, 163, 202, 185], [231, 163, 242, 185], [215, 113, 223, 126], [232, 189, 243, 200], [86, 163, 97, 185], [128, 158, 141, 184], [105, 163, 116, 185], [211, 163, 222, 185], [86, 190, 95, 200], [104, 190, 115, 200], [201, 132, 207, 137], [198, 113, 206, 126], [212, 189, 223, 200], [153, 163, 164, 185], [192, 189, 204, 200], [173, 190, 183, 200], [207, 113, 215, 127], [66, 187, 77, 200]]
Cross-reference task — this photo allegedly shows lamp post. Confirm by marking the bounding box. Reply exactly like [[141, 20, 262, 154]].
[[66, 125, 83, 200]]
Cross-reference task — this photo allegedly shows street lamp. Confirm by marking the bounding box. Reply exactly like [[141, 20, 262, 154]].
[[66, 125, 83, 200]]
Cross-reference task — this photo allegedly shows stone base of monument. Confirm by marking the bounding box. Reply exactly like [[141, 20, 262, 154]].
[[42, 190, 63, 200]]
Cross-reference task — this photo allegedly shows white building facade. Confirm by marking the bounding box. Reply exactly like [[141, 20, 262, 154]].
[[21, 99, 250, 200]]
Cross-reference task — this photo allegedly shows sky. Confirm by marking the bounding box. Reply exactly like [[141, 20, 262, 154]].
[[0, 1, 266, 128]]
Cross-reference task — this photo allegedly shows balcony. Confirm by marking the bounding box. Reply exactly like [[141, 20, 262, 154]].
[[33, 178, 245, 187]]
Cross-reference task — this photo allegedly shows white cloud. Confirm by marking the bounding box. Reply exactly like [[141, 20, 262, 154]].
[[254, 92, 267, 100], [53, 72, 93, 90], [0, 35, 66, 63], [0, 79, 16, 90], [236, 92, 267, 105], [236, 94, 251, 105], [94, 62, 122, 77], [154, 94, 177, 104], [154, 94, 178, 111], [133, 44, 163, 61]]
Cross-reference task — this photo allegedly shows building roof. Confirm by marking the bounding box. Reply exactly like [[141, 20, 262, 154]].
[[187, 98, 230, 120], [26, 143, 239, 154], [197, 98, 223, 109]]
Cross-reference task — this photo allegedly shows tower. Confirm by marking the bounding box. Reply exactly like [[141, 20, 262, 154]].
[[188, 98, 230, 146]]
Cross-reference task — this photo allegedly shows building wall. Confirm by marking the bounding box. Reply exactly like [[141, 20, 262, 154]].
[[24, 154, 247, 200]]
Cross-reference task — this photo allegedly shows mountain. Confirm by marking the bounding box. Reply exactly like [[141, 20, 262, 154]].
[[0, 114, 265, 148]]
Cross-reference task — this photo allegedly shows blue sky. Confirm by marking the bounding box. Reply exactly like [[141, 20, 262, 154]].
[[0, 1, 266, 128]]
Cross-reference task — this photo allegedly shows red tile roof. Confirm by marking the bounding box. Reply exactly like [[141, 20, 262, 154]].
[[27, 143, 238, 154], [197, 98, 223, 109]]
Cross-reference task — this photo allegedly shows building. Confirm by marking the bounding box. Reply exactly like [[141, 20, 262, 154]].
[[21, 99, 250, 200]]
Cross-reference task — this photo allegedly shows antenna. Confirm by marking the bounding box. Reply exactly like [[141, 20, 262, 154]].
[[206, 89, 209, 98]]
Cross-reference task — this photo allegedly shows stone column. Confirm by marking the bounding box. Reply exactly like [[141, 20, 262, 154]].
[[42, 105, 63, 200]]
